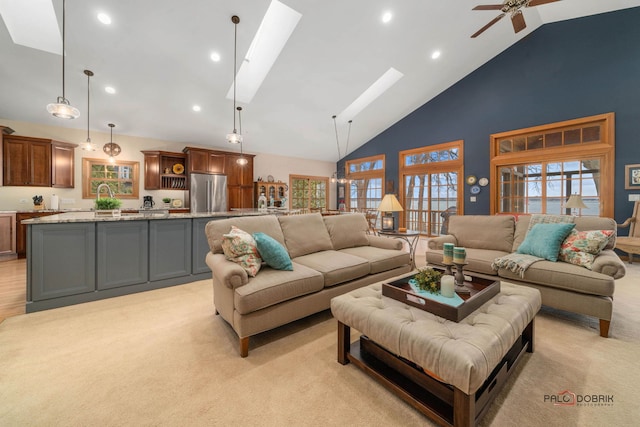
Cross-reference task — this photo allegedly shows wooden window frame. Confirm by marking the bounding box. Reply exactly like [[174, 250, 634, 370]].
[[289, 175, 329, 210], [82, 158, 140, 199], [345, 154, 385, 211], [399, 140, 464, 235], [489, 112, 615, 217]]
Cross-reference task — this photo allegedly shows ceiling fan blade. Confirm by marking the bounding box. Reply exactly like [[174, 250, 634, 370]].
[[511, 11, 526, 33], [473, 5, 505, 10], [471, 14, 505, 38], [528, 0, 562, 6]]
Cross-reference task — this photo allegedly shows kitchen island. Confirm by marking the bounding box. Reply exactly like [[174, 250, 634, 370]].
[[22, 210, 267, 312]]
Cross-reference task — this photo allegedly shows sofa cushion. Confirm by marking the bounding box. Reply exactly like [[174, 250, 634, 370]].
[[498, 260, 615, 297], [293, 250, 370, 287], [234, 262, 324, 314], [278, 213, 334, 258], [323, 213, 369, 250], [221, 226, 262, 277], [253, 232, 293, 271], [573, 217, 618, 249], [448, 215, 515, 253], [558, 229, 615, 270], [516, 223, 575, 262], [206, 215, 286, 254], [464, 248, 511, 275], [340, 246, 410, 274]]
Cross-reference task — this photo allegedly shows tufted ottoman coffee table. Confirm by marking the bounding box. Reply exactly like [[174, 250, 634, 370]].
[[330, 274, 541, 427]]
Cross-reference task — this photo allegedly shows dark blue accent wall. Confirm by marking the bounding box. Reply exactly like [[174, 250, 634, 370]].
[[339, 7, 640, 223]]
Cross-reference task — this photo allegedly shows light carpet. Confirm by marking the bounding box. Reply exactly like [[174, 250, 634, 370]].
[[1, 261, 639, 427]]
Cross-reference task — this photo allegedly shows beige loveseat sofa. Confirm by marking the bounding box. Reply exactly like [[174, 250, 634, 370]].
[[205, 212, 412, 356], [426, 215, 626, 338]]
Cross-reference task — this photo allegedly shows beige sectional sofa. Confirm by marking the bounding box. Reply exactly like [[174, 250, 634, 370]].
[[205, 212, 412, 356], [426, 215, 626, 338]]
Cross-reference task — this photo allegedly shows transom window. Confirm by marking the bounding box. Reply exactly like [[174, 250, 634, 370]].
[[82, 158, 140, 199], [490, 113, 614, 217]]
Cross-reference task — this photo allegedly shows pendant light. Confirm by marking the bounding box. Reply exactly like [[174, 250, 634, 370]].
[[226, 15, 242, 144], [236, 106, 249, 166], [82, 70, 96, 151], [46, 0, 80, 119], [103, 123, 121, 163]]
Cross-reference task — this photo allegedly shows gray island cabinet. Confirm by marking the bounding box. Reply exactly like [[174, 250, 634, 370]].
[[23, 211, 264, 312]]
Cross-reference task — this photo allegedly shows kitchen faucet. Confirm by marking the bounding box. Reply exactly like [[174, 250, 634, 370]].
[[96, 183, 115, 200]]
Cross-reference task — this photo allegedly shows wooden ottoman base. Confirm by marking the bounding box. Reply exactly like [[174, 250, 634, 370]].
[[337, 320, 534, 427]]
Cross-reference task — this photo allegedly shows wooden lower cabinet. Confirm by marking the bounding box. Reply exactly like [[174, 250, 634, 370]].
[[0, 212, 17, 260]]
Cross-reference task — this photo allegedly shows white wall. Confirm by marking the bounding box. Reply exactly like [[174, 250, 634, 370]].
[[0, 118, 337, 211]]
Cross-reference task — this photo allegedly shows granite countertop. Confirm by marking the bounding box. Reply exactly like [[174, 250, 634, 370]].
[[21, 210, 268, 224]]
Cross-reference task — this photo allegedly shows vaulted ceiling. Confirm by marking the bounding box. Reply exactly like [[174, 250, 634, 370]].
[[1, 0, 638, 162]]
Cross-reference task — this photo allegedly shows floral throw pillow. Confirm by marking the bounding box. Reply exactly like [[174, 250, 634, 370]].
[[221, 226, 262, 277], [558, 229, 614, 270]]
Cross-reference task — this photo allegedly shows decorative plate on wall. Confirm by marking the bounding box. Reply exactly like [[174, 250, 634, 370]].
[[172, 163, 184, 174], [466, 175, 477, 185], [479, 177, 489, 187], [470, 185, 481, 195], [267, 175, 275, 182]]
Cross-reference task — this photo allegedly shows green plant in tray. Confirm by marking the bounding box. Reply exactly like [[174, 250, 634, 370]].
[[162, 197, 171, 204], [413, 267, 443, 294], [95, 197, 122, 210]]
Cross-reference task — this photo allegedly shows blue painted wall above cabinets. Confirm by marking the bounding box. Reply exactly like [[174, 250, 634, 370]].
[[339, 7, 640, 221]]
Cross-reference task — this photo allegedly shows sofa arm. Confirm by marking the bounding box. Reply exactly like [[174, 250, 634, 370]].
[[591, 250, 626, 279], [205, 252, 248, 289], [427, 235, 457, 250], [368, 235, 403, 250]]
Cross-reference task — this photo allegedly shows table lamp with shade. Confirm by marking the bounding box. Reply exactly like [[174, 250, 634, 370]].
[[378, 194, 403, 231], [565, 193, 588, 216]]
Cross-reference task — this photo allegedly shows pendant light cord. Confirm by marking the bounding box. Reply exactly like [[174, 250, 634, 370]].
[[345, 119, 352, 156], [238, 107, 243, 155], [232, 17, 238, 132], [332, 115, 341, 160], [62, 0, 66, 100], [86, 72, 90, 142]]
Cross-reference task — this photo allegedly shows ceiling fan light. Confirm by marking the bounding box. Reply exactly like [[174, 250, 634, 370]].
[[47, 97, 80, 119]]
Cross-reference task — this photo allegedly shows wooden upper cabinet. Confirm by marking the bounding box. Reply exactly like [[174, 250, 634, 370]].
[[2, 135, 76, 187], [141, 150, 187, 190], [224, 154, 254, 186], [183, 147, 224, 174], [51, 141, 76, 188]]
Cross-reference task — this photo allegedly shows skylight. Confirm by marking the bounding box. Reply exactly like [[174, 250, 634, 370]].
[[0, 0, 61, 54], [337, 67, 404, 122], [226, 0, 302, 104]]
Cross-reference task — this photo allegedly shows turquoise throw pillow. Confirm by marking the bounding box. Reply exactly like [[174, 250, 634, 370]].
[[252, 232, 293, 271], [517, 222, 576, 262]]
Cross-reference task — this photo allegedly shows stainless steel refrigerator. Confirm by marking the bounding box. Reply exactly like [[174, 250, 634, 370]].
[[189, 173, 228, 213]]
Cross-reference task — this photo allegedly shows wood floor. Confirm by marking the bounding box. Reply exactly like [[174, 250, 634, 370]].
[[0, 258, 26, 323]]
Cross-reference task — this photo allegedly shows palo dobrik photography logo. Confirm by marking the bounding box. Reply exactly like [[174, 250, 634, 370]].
[[547, 390, 576, 406], [544, 390, 614, 407]]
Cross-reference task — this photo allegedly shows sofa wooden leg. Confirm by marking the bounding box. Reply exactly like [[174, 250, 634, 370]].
[[240, 336, 249, 357], [599, 319, 610, 338]]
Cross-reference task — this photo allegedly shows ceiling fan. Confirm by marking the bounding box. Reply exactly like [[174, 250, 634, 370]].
[[471, 0, 562, 38]]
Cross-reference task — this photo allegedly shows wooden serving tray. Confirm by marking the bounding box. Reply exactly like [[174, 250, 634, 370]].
[[382, 273, 500, 322]]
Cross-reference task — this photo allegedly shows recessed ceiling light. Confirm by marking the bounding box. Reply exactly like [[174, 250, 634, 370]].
[[97, 13, 111, 25], [382, 11, 392, 24], [431, 50, 441, 59], [192, 105, 201, 112], [210, 52, 221, 62], [104, 86, 116, 94]]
